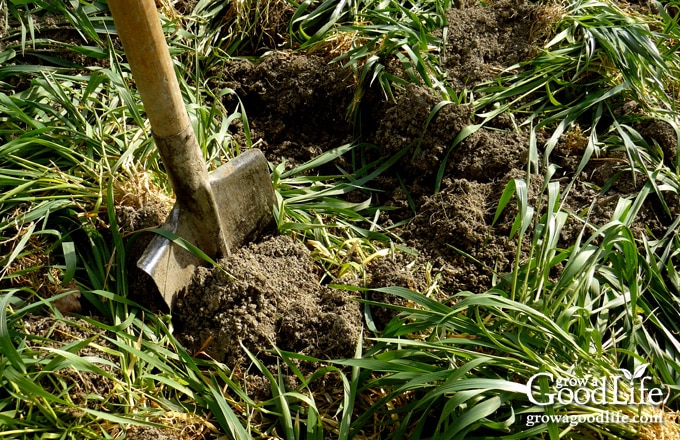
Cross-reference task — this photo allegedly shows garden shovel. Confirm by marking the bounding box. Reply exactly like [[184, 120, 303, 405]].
[[108, 0, 275, 310]]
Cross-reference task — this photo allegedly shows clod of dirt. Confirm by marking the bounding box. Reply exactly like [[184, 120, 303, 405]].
[[634, 118, 678, 169], [448, 129, 528, 182], [52, 288, 83, 316], [171, 0, 199, 15], [113, 425, 209, 440], [215, 52, 355, 167], [363, 255, 425, 329], [114, 173, 174, 235], [444, 1, 556, 89], [403, 178, 517, 293], [173, 235, 362, 367], [370, 84, 473, 181]]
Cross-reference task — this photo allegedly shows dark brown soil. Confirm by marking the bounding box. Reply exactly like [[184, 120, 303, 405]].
[[7, 0, 677, 420], [173, 235, 362, 367], [162, 0, 677, 373], [443, 1, 557, 89], [214, 51, 355, 165]]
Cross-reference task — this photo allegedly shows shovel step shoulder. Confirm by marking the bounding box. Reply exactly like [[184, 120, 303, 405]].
[[210, 149, 277, 248], [137, 149, 276, 309]]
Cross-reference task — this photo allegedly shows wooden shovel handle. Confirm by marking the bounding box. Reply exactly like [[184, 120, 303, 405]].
[[108, 0, 189, 138], [108, 0, 228, 258]]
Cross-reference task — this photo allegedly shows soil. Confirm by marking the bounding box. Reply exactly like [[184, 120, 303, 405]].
[[6, 0, 679, 434], [161, 0, 678, 374], [23, 316, 118, 407], [173, 235, 362, 367]]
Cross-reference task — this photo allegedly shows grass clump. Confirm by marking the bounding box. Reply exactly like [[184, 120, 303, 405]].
[[272, 142, 407, 279], [336, 174, 680, 438], [470, 0, 680, 164], [293, 0, 451, 121], [0, 289, 255, 438]]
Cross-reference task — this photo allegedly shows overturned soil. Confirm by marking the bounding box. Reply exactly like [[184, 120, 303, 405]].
[[9, 0, 676, 419], [174, 235, 362, 366], [159, 0, 677, 375]]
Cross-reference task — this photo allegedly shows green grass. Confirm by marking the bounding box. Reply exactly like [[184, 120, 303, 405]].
[[327, 170, 680, 438], [272, 142, 408, 279], [2, 0, 680, 438], [432, 0, 680, 191], [293, 0, 451, 122]]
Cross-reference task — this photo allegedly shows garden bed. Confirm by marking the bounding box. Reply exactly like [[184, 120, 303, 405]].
[[2, 0, 679, 438]]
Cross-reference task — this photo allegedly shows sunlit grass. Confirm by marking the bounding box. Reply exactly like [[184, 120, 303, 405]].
[[1, 0, 680, 438], [331, 169, 680, 438], [291, 0, 451, 122], [272, 142, 407, 279]]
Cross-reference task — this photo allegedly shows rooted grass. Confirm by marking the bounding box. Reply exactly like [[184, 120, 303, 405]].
[[2, 0, 680, 438]]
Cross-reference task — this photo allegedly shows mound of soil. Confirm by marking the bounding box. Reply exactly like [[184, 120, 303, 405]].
[[173, 236, 362, 366], [443, 0, 554, 89], [215, 51, 355, 165]]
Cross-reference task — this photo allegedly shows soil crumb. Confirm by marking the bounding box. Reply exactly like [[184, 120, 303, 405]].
[[403, 178, 517, 293], [173, 235, 362, 366]]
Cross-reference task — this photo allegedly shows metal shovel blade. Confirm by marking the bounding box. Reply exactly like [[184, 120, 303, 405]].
[[137, 148, 276, 309]]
